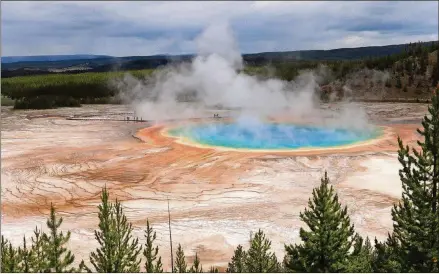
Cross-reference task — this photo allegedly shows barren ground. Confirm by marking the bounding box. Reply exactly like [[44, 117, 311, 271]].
[[1, 103, 428, 270]]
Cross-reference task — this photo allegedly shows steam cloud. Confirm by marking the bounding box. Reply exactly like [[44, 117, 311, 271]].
[[115, 21, 374, 134]]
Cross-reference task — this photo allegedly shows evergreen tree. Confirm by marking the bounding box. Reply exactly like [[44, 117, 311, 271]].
[[430, 41, 438, 52], [420, 52, 427, 74], [284, 172, 358, 272], [83, 187, 141, 273], [372, 236, 402, 272], [113, 199, 141, 272], [408, 75, 414, 86], [209, 266, 219, 273], [432, 62, 439, 87], [406, 60, 413, 73], [377, 89, 439, 272], [29, 226, 49, 272], [1, 235, 9, 272], [7, 243, 20, 273], [143, 219, 163, 273], [1, 236, 20, 273], [396, 63, 403, 73], [227, 245, 246, 273], [345, 235, 374, 272], [81, 187, 114, 273], [42, 203, 75, 272], [245, 229, 280, 273], [17, 236, 32, 272], [396, 76, 402, 88], [190, 253, 203, 273], [174, 244, 187, 273]]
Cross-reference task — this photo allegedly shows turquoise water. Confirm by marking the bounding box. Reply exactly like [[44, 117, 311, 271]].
[[168, 122, 380, 150]]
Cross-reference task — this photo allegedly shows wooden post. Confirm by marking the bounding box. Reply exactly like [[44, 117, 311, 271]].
[[168, 198, 174, 272]]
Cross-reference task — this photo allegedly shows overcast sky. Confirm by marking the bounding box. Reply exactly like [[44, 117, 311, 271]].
[[2, 1, 438, 57]]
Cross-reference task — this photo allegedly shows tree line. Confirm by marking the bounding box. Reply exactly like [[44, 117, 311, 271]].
[[2, 89, 439, 272], [0, 70, 152, 109], [270, 41, 439, 85], [3, 41, 438, 110]]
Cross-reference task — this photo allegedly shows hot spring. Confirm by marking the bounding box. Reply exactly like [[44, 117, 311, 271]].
[[167, 120, 382, 150]]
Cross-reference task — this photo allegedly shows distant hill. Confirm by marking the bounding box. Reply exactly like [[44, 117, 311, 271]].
[[1, 54, 112, 64], [2, 41, 437, 77], [244, 43, 430, 62]]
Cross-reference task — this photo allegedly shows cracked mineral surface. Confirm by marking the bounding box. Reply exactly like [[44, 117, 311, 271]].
[[1, 103, 427, 270]]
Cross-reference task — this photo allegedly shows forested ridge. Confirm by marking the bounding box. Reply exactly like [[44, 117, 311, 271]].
[[1, 41, 438, 109]]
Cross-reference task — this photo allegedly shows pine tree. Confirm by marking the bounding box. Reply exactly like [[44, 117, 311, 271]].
[[190, 253, 203, 273], [143, 219, 163, 273], [372, 236, 402, 272], [396, 63, 403, 73], [29, 226, 49, 272], [432, 62, 439, 87], [345, 235, 374, 272], [174, 244, 187, 273], [209, 266, 219, 273], [1, 235, 9, 272], [227, 245, 246, 273], [377, 88, 439, 272], [1, 236, 20, 273], [396, 76, 402, 88], [409, 75, 414, 86], [7, 243, 20, 273], [83, 187, 141, 273], [17, 236, 32, 272], [113, 199, 141, 272], [245, 229, 280, 273], [43, 203, 76, 272], [420, 52, 427, 74], [81, 187, 114, 273], [406, 60, 413, 73], [284, 172, 358, 272]]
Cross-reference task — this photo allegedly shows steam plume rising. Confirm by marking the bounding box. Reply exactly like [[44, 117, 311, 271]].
[[116, 21, 374, 132]]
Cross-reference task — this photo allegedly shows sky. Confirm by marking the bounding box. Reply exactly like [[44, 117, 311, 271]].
[[1, 1, 438, 57]]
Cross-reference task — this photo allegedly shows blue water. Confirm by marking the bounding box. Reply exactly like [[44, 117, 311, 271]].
[[168, 122, 380, 150]]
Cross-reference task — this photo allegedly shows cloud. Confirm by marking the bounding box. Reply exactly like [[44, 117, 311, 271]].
[[1, 1, 438, 56]]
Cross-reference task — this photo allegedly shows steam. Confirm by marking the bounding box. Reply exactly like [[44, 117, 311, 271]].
[[341, 69, 391, 100], [196, 21, 243, 70], [115, 21, 374, 133]]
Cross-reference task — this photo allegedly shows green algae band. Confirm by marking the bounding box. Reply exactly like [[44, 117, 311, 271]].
[[168, 122, 381, 150]]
